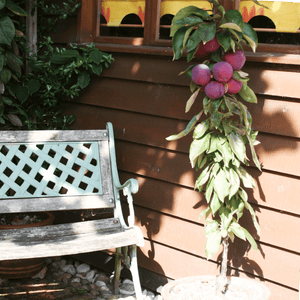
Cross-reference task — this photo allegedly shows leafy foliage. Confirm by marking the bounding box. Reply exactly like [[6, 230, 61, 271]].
[[0, 0, 113, 129], [167, 0, 261, 262]]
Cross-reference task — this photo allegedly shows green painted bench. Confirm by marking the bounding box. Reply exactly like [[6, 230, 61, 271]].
[[0, 122, 144, 299]]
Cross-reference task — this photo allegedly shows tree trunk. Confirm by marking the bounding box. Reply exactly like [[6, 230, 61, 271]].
[[216, 236, 229, 296]]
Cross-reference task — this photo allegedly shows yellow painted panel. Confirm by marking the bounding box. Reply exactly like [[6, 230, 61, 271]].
[[161, 0, 212, 16], [101, 0, 212, 27], [240, 1, 300, 32], [102, 0, 145, 26]]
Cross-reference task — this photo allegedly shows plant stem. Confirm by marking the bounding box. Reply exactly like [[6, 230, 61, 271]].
[[216, 236, 229, 296]]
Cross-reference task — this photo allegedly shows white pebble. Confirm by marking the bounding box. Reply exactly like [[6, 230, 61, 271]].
[[62, 264, 76, 276], [76, 273, 87, 279], [71, 277, 81, 283], [95, 280, 107, 288], [123, 278, 133, 285], [146, 290, 155, 299], [76, 263, 90, 273], [86, 270, 96, 282]]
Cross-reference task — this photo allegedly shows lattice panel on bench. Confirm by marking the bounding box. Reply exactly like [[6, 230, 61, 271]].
[[0, 142, 103, 198]]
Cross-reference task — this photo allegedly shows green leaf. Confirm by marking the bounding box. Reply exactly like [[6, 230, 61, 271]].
[[210, 192, 222, 216], [219, 139, 234, 167], [197, 22, 216, 43], [239, 85, 257, 103], [216, 31, 231, 52], [214, 169, 230, 203], [219, 207, 232, 230], [50, 49, 79, 64], [205, 220, 219, 236], [189, 132, 211, 167], [229, 222, 246, 240], [7, 113, 22, 127], [207, 134, 219, 154], [242, 22, 258, 52], [0, 54, 6, 72], [90, 50, 102, 64], [171, 6, 209, 37], [199, 206, 212, 221], [186, 30, 202, 52], [77, 71, 90, 89], [0, 0, 5, 10], [186, 88, 200, 113], [205, 228, 222, 259], [0, 67, 11, 83], [185, 111, 202, 135], [16, 85, 29, 103], [28, 79, 41, 95], [172, 26, 192, 60], [232, 70, 249, 82], [228, 168, 240, 199], [166, 111, 202, 141], [238, 166, 255, 188], [175, 16, 203, 26], [171, 6, 198, 36], [92, 64, 103, 75], [193, 119, 210, 139], [0, 16, 15, 45], [243, 227, 258, 250], [219, 22, 243, 32], [187, 47, 198, 62], [227, 132, 247, 163], [247, 134, 261, 171], [224, 9, 244, 30], [5, 52, 22, 74], [251, 0, 269, 9], [205, 176, 214, 203], [5, 0, 28, 16], [2, 96, 13, 105], [195, 163, 212, 188]]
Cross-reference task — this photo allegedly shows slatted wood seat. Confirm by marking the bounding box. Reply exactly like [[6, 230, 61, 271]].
[[0, 122, 144, 299]]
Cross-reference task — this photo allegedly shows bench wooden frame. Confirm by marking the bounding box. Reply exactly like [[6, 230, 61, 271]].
[[0, 122, 144, 299]]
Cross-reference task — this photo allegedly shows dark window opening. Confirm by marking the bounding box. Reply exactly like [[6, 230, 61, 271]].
[[100, 13, 143, 37], [248, 15, 300, 45], [159, 14, 173, 40]]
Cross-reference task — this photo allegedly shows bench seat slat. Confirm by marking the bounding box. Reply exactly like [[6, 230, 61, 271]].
[[0, 130, 108, 143], [0, 218, 139, 260], [0, 195, 115, 213]]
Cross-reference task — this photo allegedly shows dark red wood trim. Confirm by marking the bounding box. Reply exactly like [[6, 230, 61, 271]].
[[77, 0, 95, 43]]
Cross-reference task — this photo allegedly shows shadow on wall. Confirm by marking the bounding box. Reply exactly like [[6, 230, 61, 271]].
[[64, 52, 299, 290]]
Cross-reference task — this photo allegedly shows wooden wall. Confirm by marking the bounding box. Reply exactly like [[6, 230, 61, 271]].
[[51, 7, 300, 300]]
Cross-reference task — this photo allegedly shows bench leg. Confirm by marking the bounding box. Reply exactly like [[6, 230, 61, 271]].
[[114, 246, 143, 300], [130, 245, 143, 300], [114, 247, 122, 294]]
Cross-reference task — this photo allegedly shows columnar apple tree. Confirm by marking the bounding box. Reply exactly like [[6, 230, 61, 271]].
[[166, 0, 262, 293]]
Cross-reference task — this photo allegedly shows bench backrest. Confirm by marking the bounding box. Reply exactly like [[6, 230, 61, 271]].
[[0, 129, 116, 214]]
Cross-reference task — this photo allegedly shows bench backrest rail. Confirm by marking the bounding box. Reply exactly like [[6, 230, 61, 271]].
[[0, 129, 116, 214]]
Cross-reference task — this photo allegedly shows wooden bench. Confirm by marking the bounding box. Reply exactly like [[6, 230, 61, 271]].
[[0, 122, 144, 299]]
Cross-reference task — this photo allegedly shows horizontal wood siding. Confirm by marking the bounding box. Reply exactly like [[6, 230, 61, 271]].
[[62, 49, 300, 299]]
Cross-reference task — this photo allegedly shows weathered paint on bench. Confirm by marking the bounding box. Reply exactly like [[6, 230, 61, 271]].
[[0, 122, 144, 299]]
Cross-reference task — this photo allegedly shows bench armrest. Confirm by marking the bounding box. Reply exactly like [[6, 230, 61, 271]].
[[106, 123, 144, 246]]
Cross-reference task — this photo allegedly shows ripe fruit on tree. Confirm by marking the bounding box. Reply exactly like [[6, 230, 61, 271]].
[[205, 81, 225, 99], [227, 78, 243, 94], [212, 62, 233, 83], [203, 37, 220, 52], [191, 64, 211, 86], [195, 44, 208, 58], [224, 50, 246, 70]]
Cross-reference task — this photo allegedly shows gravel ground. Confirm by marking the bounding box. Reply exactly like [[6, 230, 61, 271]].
[[0, 256, 162, 300]]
